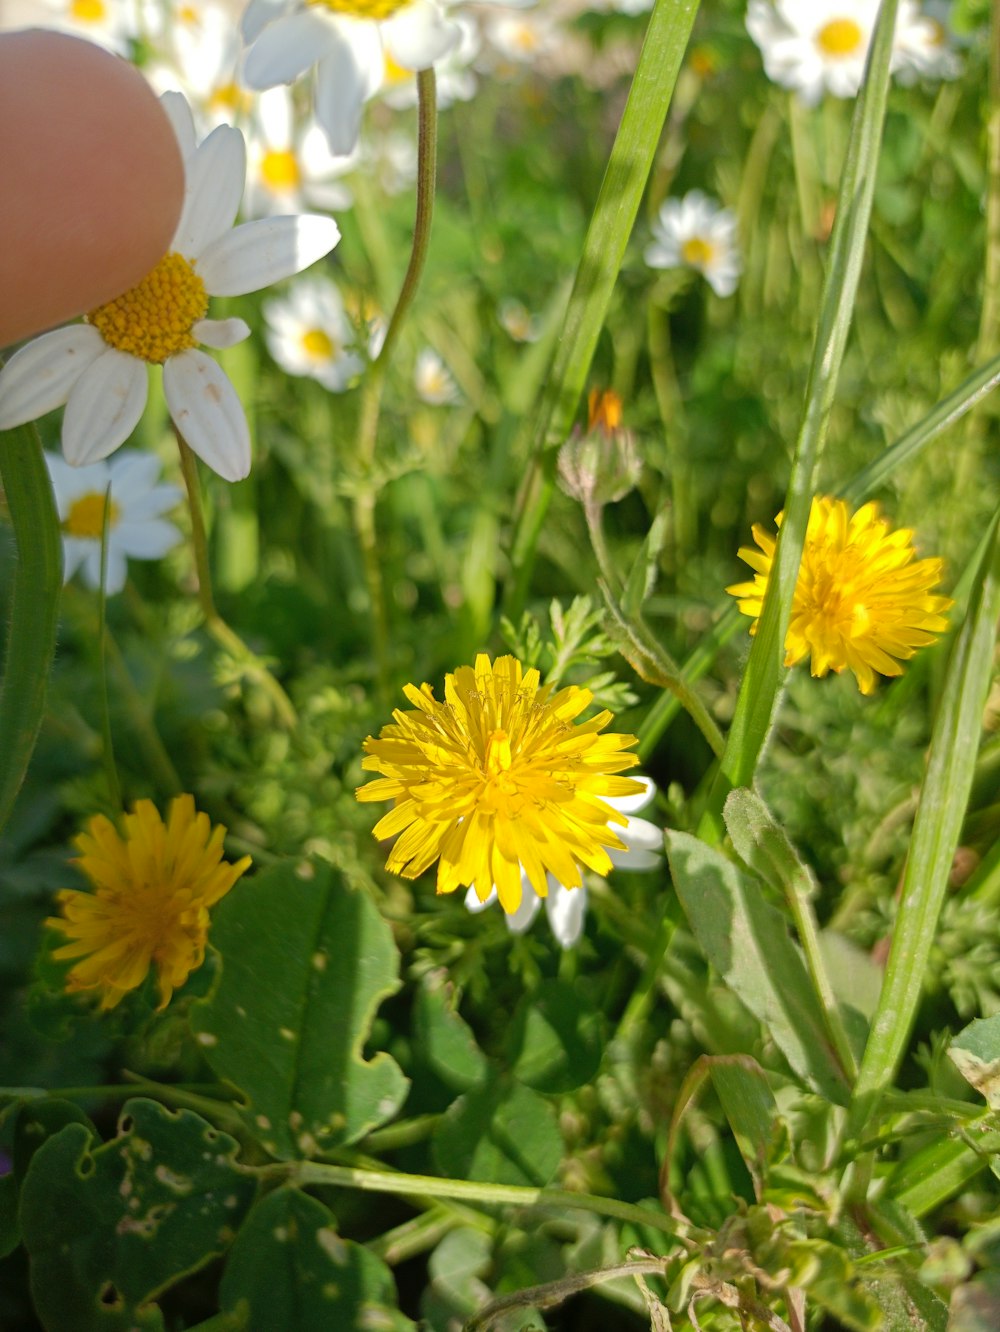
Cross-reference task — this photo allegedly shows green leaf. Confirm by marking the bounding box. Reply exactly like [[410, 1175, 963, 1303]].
[[621, 510, 669, 619], [220, 1186, 415, 1332], [708, 1057, 779, 1199], [508, 979, 602, 1094], [0, 421, 62, 837], [18, 1098, 255, 1332], [415, 970, 489, 1093], [422, 1227, 493, 1324], [191, 858, 409, 1158], [0, 1173, 20, 1259], [723, 788, 818, 902], [13, 1097, 95, 1184], [666, 831, 847, 1101], [434, 1077, 563, 1188], [948, 1015, 1000, 1109]]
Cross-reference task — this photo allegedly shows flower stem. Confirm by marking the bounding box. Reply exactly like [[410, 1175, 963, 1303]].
[[175, 432, 297, 730], [352, 68, 439, 701], [275, 1159, 693, 1242]]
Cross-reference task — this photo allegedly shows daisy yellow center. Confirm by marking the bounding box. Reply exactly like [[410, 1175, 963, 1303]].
[[927, 19, 946, 47], [70, 0, 108, 22], [816, 18, 863, 57], [310, 0, 410, 17], [64, 492, 120, 539], [210, 81, 252, 115], [357, 654, 643, 914], [176, 3, 199, 22], [301, 328, 335, 360], [383, 52, 412, 85], [261, 148, 301, 191], [681, 236, 715, 267], [88, 252, 208, 365]]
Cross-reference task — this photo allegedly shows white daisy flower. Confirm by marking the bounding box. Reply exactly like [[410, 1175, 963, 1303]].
[[244, 87, 359, 217], [583, 0, 653, 14], [46, 449, 182, 594], [466, 776, 663, 949], [263, 277, 365, 390], [0, 91, 340, 483], [147, 1, 254, 133], [414, 347, 461, 404], [34, 0, 139, 56], [239, 0, 534, 156], [644, 190, 741, 298], [746, 0, 934, 106], [361, 129, 419, 195], [484, 6, 559, 66], [894, 1, 963, 84], [497, 297, 541, 344]]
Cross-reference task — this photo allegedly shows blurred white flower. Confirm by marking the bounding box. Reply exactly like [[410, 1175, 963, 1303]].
[[0, 92, 340, 482], [240, 0, 534, 156], [380, 14, 480, 108], [147, 0, 254, 133], [746, 0, 935, 105], [498, 298, 541, 343], [263, 277, 365, 390], [415, 348, 461, 405], [46, 450, 182, 594], [583, 0, 653, 13], [36, 0, 139, 55], [484, 6, 559, 65], [894, 1, 963, 83], [244, 87, 358, 217], [466, 776, 662, 948], [644, 190, 741, 297], [360, 129, 419, 196]]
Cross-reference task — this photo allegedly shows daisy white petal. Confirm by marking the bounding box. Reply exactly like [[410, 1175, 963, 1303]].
[[383, 2, 461, 69], [505, 878, 543, 934], [163, 349, 251, 482], [0, 327, 105, 429], [172, 125, 247, 257], [160, 89, 199, 160], [114, 519, 184, 559], [98, 450, 164, 504], [193, 317, 252, 349], [242, 10, 340, 87], [465, 885, 497, 913], [609, 774, 656, 816], [198, 215, 341, 296], [63, 352, 149, 466], [313, 33, 385, 156], [544, 878, 588, 950], [241, 0, 288, 44]]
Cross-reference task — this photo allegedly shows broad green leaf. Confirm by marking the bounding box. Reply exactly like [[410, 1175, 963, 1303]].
[[621, 510, 670, 619], [191, 859, 409, 1158], [13, 1097, 95, 1183], [220, 1186, 415, 1332], [415, 970, 489, 1093], [724, 788, 817, 901], [434, 1077, 563, 1188], [949, 1015, 1000, 1108], [0, 1173, 19, 1258], [709, 1056, 779, 1199], [422, 1227, 493, 1324], [508, 979, 602, 1094], [666, 831, 847, 1102], [18, 1098, 254, 1332]]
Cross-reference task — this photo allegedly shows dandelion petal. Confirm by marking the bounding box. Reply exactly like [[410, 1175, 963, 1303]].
[[0, 326, 105, 428], [164, 349, 251, 482], [62, 351, 148, 466], [198, 216, 341, 296]]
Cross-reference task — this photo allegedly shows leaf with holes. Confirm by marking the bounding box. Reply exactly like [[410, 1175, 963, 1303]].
[[18, 1098, 255, 1332], [220, 1186, 416, 1331], [190, 858, 409, 1159]]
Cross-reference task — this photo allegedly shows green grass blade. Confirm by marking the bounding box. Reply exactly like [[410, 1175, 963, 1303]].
[[504, 0, 701, 621], [850, 505, 1000, 1137], [0, 422, 61, 833], [699, 0, 900, 834]]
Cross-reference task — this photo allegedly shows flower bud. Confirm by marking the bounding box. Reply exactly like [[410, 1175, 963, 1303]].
[[557, 388, 643, 507]]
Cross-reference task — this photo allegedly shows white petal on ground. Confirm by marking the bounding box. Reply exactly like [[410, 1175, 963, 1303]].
[[313, 29, 384, 155], [160, 88, 198, 160], [62, 351, 149, 466], [383, 1, 461, 69], [544, 878, 588, 949], [198, 215, 341, 296], [173, 125, 247, 258], [242, 9, 340, 87], [193, 317, 252, 349], [0, 326, 106, 428], [164, 349, 251, 481]]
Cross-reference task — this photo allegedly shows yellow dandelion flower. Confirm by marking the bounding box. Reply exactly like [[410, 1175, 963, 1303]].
[[356, 654, 643, 914], [48, 795, 251, 1011], [727, 496, 954, 695]]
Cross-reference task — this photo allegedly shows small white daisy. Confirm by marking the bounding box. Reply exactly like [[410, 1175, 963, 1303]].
[[240, 0, 536, 156], [0, 91, 340, 482], [484, 6, 559, 66], [894, 1, 963, 84], [46, 449, 183, 594], [37, 0, 139, 56], [263, 277, 365, 390], [244, 87, 359, 217], [379, 13, 480, 108], [147, 1, 254, 133], [497, 297, 541, 344], [644, 190, 741, 297], [466, 776, 662, 949], [746, 0, 934, 106], [414, 347, 461, 405]]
